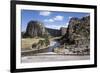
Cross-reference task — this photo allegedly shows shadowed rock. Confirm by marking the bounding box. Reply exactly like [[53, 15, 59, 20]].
[[60, 16, 90, 45]]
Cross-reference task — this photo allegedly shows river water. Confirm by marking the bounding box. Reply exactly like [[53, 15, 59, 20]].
[[47, 41, 60, 52]]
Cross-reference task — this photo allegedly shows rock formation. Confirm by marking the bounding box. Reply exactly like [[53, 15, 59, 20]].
[[60, 16, 90, 46], [23, 20, 48, 38], [60, 27, 67, 36], [59, 16, 90, 55]]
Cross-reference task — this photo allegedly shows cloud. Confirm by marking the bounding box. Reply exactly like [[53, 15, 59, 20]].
[[44, 19, 54, 22], [66, 22, 69, 27], [44, 15, 64, 23], [54, 15, 64, 21], [45, 24, 61, 29], [49, 19, 54, 22], [45, 22, 69, 29], [40, 11, 51, 16]]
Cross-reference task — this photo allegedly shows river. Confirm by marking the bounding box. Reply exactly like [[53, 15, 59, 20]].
[[47, 40, 60, 52]]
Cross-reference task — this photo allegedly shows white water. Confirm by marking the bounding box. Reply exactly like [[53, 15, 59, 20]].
[[48, 41, 60, 52]]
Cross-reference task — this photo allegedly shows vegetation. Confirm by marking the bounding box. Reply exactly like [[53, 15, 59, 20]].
[[37, 35, 50, 48], [21, 16, 90, 56]]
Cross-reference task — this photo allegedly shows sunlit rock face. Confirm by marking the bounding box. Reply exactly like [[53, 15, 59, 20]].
[[23, 20, 48, 38]]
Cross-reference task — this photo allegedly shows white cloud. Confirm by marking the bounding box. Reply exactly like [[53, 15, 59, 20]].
[[66, 23, 69, 27], [45, 24, 61, 29], [45, 22, 68, 30], [54, 15, 64, 21], [44, 19, 54, 22], [49, 19, 54, 22], [40, 11, 51, 16], [44, 15, 64, 23]]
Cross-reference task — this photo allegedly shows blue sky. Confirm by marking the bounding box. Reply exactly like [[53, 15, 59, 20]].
[[21, 10, 89, 31]]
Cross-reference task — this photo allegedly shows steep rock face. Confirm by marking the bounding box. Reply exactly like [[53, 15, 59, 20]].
[[24, 21, 48, 38], [61, 16, 90, 45], [60, 27, 67, 36]]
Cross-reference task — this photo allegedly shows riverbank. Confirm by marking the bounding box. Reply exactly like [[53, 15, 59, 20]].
[[21, 37, 61, 56], [21, 37, 60, 51]]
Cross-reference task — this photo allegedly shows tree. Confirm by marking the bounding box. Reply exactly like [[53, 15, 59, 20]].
[[44, 38, 50, 46], [38, 40, 44, 48]]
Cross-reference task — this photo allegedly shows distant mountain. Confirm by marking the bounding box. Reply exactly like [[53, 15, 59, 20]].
[[46, 28, 61, 37], [60, 16, 90, 46]]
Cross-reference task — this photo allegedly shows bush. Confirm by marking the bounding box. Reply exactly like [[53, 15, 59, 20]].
[[44, 38, 50, 46], [32, 43, 37, 48]]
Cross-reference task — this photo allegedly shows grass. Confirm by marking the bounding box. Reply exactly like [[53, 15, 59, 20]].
[[21, 37, 44, 51], [21, 36, 61, 51]]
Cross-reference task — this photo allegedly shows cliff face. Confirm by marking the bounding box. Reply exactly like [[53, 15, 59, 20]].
[[61, 16, 90, 46], [23, 21, 48, 38], [60, 27, 67, 36], [23, 20, 62, 38]]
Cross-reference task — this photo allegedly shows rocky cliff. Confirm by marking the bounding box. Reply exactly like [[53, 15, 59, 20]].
[[23, 20, 48, 38], [60, 16, 90, 46], [23, 20, 62, 38], [60, 27, 67, 36]]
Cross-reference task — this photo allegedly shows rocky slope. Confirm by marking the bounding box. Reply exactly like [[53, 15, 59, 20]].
[[60, 16, 90, 55]]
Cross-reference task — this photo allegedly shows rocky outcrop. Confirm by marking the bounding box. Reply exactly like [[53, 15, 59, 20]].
[[23, 20, 48, 38], [59, 16, 90, 55], [60, 27, 67, 35], [61, 16, 90, 45]]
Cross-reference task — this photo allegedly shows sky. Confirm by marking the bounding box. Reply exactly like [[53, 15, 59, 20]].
[[21, 10, 89, 32]]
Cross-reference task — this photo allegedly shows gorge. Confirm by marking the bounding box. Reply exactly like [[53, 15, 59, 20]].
[[21, 15, 90, 56]]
